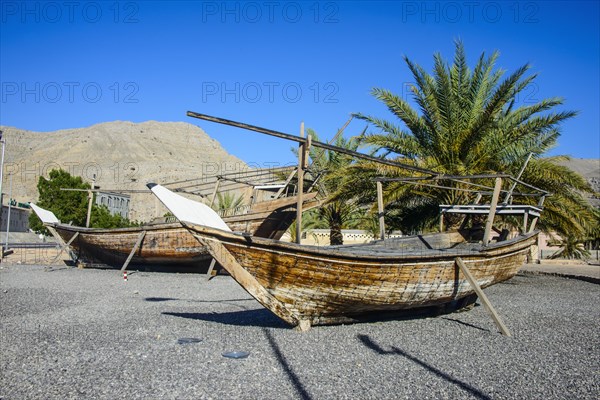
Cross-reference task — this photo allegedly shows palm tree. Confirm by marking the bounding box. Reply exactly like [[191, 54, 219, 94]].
[[548, 235, 591, 260], [332, 40, 594, 238], [287, 209, 326, 243], [585, 208, 600, 250], [212, 191, 245, 215], [297, 129, 363, 245]]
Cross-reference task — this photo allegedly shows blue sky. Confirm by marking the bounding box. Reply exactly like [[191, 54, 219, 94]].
[[1, 1, 599, 166]]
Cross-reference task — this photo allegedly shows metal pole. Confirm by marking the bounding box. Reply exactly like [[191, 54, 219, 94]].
[[0, 131, 5, 229], [5, 174, 12, 249]]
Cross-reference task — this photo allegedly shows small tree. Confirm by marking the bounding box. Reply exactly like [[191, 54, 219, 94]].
[[29, 169, 90, 234], [29, 169, 137, 234]]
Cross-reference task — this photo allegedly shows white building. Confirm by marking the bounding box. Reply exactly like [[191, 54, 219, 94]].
[[1, 204, 30, 232], [95, 192, 130, 219]]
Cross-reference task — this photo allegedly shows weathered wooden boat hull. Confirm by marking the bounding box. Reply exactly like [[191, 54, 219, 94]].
[[52, 223, 210, 269], [184, 223, 538, 327], [49, 192, 320, 269]]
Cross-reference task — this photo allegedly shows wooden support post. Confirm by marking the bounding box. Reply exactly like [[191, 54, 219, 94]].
[[85, 177, 95, 228], [200, 234, 301, 328], [295, 122, 305, 245], [274, 168, 297, 199], [205, 258, 217, 281], [120, 230, 146, 271], [46, 226, 68, 250], [376, 181, 385, 240], [522, 212, 529, 234], [455, 257, 512, 337], [50, 231, 79, 264], [528, 195, 545, 233], [209, 179, 221, 208], [439, 213, 444, 232], [503, 152, 533, 204], [483, 177, 502, 245], [459, 193, 483, 230]]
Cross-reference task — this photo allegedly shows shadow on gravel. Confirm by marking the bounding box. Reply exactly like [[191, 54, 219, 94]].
[[263, 328, 312, 400], [498, 278, 524, 285], [162, 309, 288, 329], [357, 334, 491, 400], [43, 267, 73, 272], [145, 297, 252, 304], [145, 297, 178, 302], [441, 317, 489, 332]]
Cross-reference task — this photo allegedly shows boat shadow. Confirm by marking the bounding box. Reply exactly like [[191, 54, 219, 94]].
[[162, 309, 289, 329], [357, 334, 492, 400], [144, 297, 251, 303], [159, 295, 484, 330]]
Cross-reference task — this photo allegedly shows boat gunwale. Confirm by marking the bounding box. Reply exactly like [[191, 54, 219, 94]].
[[182, 221, 539, 263], [50, 222, 184, 235]]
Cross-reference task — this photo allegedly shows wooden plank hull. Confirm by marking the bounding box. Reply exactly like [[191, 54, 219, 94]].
[[50, 193, 320, 269], [184, 223, 538, 327], [52, 223, 210, 268]]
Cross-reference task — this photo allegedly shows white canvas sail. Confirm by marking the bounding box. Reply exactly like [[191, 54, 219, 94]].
[[147, 183, 231, 231], [30, 203, 60, 224]]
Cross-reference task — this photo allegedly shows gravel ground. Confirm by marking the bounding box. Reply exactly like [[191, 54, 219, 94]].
[[1, 264, 598, 400]]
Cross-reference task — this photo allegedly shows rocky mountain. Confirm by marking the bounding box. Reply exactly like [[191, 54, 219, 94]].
[[559, 158, 600, 208], [1, 121, 598, 223], [0, 121, 247, 222]]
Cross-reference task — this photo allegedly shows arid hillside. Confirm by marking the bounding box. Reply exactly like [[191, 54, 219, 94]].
[[0, 121, 247, 222], [1, 121, 598, 222]]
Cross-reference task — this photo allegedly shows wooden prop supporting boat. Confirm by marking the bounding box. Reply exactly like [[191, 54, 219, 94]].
[[149, 183, 540, 330]]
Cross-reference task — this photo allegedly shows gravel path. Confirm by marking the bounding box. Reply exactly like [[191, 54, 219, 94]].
[[1, 264, 598, 400]]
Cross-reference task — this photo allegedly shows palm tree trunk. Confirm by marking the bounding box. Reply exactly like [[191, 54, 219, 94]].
[[330, 216, 343, 245]]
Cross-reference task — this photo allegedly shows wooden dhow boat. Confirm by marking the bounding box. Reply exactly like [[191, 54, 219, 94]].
[[148, 182, 542, 330], [144, 112, 549, 330], [31, 169, 319, 270]]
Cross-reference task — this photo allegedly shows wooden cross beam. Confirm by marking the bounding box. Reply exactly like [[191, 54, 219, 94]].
[[49, 230, 79, 264], [120, 230, 146, 271]]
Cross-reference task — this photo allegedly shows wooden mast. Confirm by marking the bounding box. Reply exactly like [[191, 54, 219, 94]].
[[376, 181, 385, 240], [187, 111, 437, 175], [483, 177, 503, 245], [296, 122, 305, 244]]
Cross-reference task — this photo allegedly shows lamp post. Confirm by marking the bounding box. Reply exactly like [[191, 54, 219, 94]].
[[0, 130, 5, 229], [4, 174, 12, 249]]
